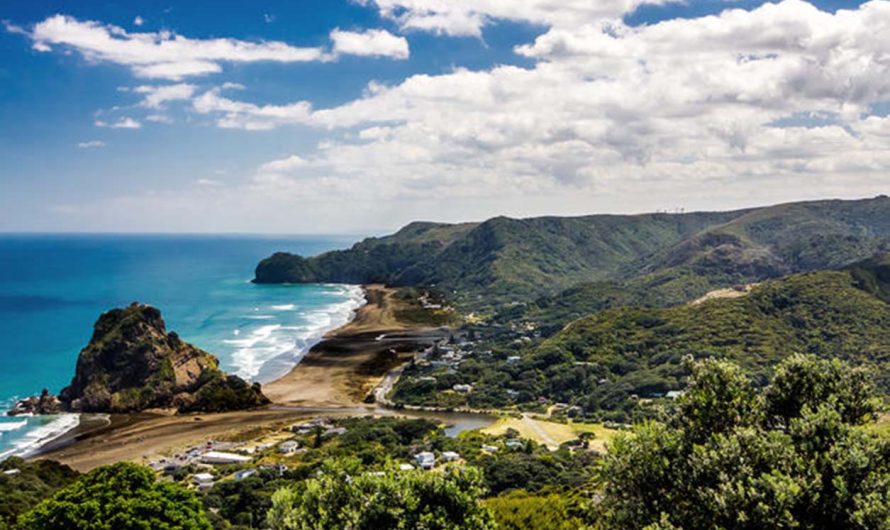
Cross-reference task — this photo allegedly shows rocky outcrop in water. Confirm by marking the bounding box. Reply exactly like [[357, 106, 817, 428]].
[[9, 303, 268, 415], [8, 389, 63, 416]]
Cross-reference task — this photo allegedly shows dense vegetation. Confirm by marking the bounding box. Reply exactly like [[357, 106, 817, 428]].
[[256, 196, 890, 310], [18, 463, 210, 530], [0, 457, 79, 529], [392, 260, 890, 421], [4, 354, 888, 529], [203, 416, 597, 529], [267, 462, 496, 530], [595, 355, 890, 529]]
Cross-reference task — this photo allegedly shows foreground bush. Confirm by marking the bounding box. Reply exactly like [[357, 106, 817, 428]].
[[19, 462, 210, 530], [595, 354, 890, 530], [267, 460, 496, 530]]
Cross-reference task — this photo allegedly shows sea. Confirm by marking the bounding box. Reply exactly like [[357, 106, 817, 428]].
[[0, 233, 365, 459]]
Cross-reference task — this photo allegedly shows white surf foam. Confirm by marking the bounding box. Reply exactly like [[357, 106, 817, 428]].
[[270, 304, 296, 311], [228, 284, 366, 383], [0, 414, 80, 460], [0, 420, 27, 433]]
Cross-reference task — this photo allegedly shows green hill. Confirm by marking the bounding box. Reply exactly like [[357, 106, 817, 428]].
[[390, 256, 890, 420], [524, 257, 890, 418], [255, 196, 890, 309]]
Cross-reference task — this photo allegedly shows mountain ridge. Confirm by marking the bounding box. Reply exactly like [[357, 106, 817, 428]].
[[255, 195, 890, 308]]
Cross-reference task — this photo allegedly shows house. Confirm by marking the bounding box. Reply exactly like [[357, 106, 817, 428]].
[[2, 469, 20, 476], [414, 451, 436, 470], [399, 463, 415, 471], [201, 451, 251, 465], [453, 384, 473, 394], [325, 427, 347, 436], [666, 390, 684, 399], [441, 451, 460, 462], [505, 439, 524, 450], [235, 469, 257, 481], [259, 463, 288, 477], [278, 441, 300, 454], [482, 444, 499, 453], [192, 473, 215, 491], [506, 356, 521, 365]]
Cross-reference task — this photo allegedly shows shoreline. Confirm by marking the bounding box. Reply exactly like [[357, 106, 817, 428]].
[[262, 284, 449, 407], [253, 283, 367, 385], [29, 284, 451, 471]]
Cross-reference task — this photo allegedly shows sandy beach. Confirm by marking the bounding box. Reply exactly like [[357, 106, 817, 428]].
[[263, 285, 446, 407], [33, 284, 447, 471]]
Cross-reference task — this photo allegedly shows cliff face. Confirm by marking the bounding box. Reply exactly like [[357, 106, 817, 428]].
[[57, 303, 268, 413]]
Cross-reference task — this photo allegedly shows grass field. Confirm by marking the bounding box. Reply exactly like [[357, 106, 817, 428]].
[[482, 415, 620, 452]]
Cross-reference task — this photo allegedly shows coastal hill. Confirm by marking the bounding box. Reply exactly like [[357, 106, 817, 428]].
[[390, 254, 890, 419], [54, 303, 268, 413], [522, 255, 890, 414], [254, 195, 890, 308]]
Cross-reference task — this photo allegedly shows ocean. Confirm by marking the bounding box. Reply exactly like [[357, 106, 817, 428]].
[[0, 234, 363, 459]]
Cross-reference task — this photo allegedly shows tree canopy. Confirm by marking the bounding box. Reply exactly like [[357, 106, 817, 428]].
[[18, 462, 211, 530], [595, 354, 890, 530], [267, 460, 497, 530]]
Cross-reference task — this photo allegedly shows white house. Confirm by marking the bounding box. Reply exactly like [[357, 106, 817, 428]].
[[192, 473, 215, 491], [278, 440, 300, 454], [201, 451, 251, 465], [235, 469, 257, 481], [453, 384, 473, 394], [506, 356, 521, 365], [414, 451, 436, 470], [441, 451, 460, 462], [399, 463, 415, 471], [505, 439, 525, 450]]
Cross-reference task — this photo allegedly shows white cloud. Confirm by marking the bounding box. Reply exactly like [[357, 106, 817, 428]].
[[95, 117, 142, 129], [258, 155, 309, 173], [21, 14, 330, 80], [132, 83, 196, 108], [196, 178, 222, 186], [330, 28, 410, 59], [356, 0, 674, 37], [192, 89, 314, 130], [19, 1, 890, 233], [132, 83, 197, 109], [133, 16, 144, 27], [145, 114, 174, 124], [197, 0, 890, 212], [77, 140, 106, 148]]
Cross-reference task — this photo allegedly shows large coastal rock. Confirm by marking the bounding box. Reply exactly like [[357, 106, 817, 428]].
[[53, 303, 268, 413]]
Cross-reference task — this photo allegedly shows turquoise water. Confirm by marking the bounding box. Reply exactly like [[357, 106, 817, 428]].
[[0, 234, 362, 458]]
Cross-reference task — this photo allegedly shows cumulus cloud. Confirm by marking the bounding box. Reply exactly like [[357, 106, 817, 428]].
[[132, 83, 196, 108], [331, 28, 410, 59], [200, 0, 890, 210], [355, 0, 674, 37], [259, 155, 309, 173], [95, 117, 142, 129], [20, 14, 329, 80], [192, 88, 314, 130], [133, 16, 144, 27], [21, 1, 890, 232], [77, 140, 106, 148]]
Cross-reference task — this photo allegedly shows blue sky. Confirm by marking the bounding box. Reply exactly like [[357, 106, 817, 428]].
[[0, 0, 886, 234]]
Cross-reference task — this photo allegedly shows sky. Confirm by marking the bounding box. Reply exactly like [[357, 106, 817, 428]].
[[1, 0, 888, 234]]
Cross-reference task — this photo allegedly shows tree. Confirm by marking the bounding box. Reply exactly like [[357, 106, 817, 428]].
[[595, 355, 890, 530], [19, 462, 211, 530], [266, 460, 496, 530]]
